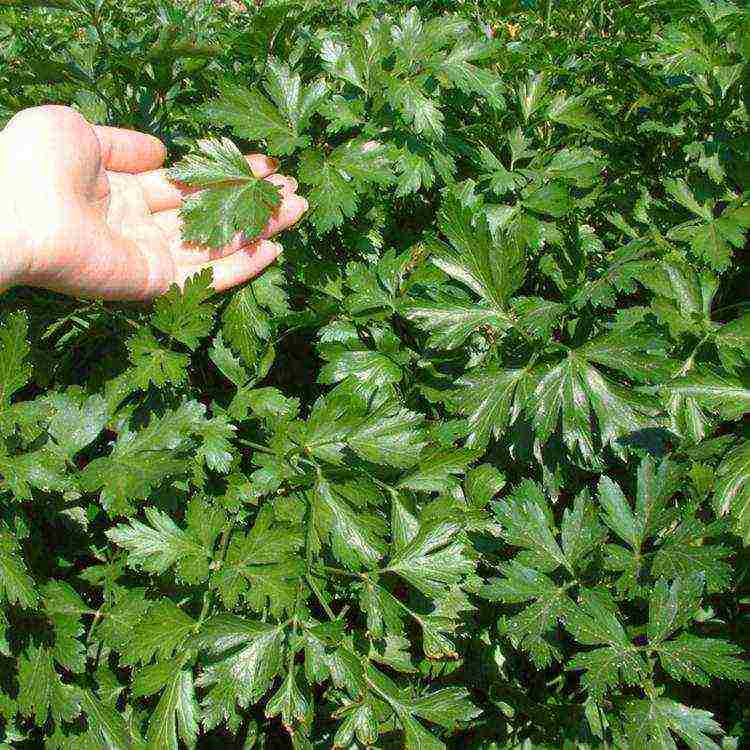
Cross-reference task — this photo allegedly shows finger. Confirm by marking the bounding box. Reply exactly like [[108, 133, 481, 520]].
[[138, 154, 281, 212], [258, 194, 308, 240], [265, 173, 297, 194], [92, 124, 167, 173], [153, 191, 307, 261], [248, 154, 281, 178], [180, 240, 283, 293], [2, 106, 108, 194]]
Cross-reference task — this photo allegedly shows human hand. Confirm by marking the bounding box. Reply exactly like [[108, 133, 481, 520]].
[[0, 105, 307, 301]]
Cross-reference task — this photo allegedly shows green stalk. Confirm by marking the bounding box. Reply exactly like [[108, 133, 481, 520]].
[[544, 0, 553, 28]]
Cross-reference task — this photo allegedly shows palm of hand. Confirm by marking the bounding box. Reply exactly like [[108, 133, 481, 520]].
[[0, 105, 306, 300]]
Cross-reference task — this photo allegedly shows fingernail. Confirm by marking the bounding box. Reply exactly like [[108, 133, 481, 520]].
[[270, 241, 283, 257], [294, 195, 309, 213], [269, 157, 280, 171]]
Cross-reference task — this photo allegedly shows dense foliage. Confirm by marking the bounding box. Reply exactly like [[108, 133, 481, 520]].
[[1, 0, 750, 747]]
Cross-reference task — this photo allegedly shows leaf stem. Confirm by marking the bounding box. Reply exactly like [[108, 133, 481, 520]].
[[317, 564, 364, 580], [198, 523, 234, 629], [306, 573, 337, 621], [237, 438, 275, 455]]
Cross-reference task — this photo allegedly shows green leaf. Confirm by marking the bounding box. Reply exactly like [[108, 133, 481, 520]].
[[647, 574, 704, 645], [563, 589, 646, 699], [0, 528, 37, 607], [42, 580, 88, 673], [464, 464, 506, 507], [451, 366, 535, 449], [598, 475, 638, 548], [713, 439, 750, 544], [518, 71, 548, 122], [663, 178, 713, 220], [151, 268, 216, 350], [196, 616, 285, 723], [134, 662, 199, 750], [560, 488, 606, 568], [523, 182, 572, 217], [264, 58, 327, 134], [492, 480, 569, 572], [301, 393, 361, 466], [432, 40, 505, 109], [80, 689, 143, 750], [264, 668, 311, 731], [333, 703, 379, 747], [17, 645, 80, 725], [393, 143, 449, 196], [298, 140, 393, 232], [126, 329, 190, 390], [529, 346, 657, 464], [620, 697, 723, 750], [106, 500, 223, 584], [348, 402, 427, 468], [398, 447, 480, 492], [562, 591, 627, 649], [482, 560, 573, 667], [96, 588, 151, 659], [221, 271, 286, 369], [170, 138, 281, 249], [79, 401, 205, 515], [215, 505, 302, 614], [385, 76, 445, 140], [511, 296, 567, 340], [201, 84, 303, 156], [127, 600, 197, 665], [599, 458, 673, 552], [0, 444, 70, 501], [435, 196, 526, 309], [636, 258, 715, 320], [387, 520, 474, 599], [314, 476, 386, 570], [663, 368, 750, 421], [546, 91, 602, 132], [209, 331, 249, 388], [652, 519, 732, 593], [404, 196, 527, 350], [544, 147, 604, 185], [665, 189, 750, 270], [477, 145, 526, 196], [567, 643, 646, 701], [690, 221, 734, 270], [0, 312, 32, 432], [365, 663, 480, 749], [194, 413, 236, 475], [715, 312, 750, 371], [320, 37, 369, 92], [411, 686, 482, 729], [657, 634, 750, 686], [401, 294, 510, 350], [232, 386, 300, 423], [318, 345, 402, 387]]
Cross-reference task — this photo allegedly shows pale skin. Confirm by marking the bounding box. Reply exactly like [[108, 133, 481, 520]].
[[0, 105, 308, 301]]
